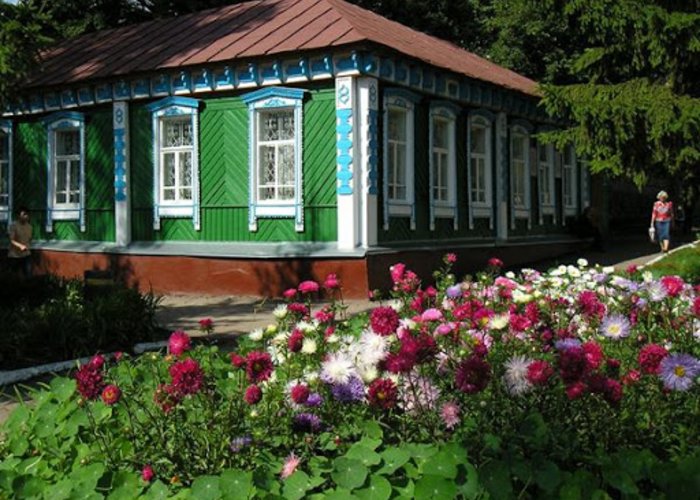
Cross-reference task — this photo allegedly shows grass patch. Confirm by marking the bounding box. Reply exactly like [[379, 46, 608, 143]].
[[646, 242, 700, 283]]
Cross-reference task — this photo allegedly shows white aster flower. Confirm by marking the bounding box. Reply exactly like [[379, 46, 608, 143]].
[[272, 304, 288, 319], [602, 266, 615, 274], [325, 334, 339, 344], [303, 370, 319, 383], [272, 331, 290, 346], [503, 355, 533, 396], [301, 338, 317, 354], [642, 271, 654, 283], [512, 289, 533, 304], [357, 364, 379, 383], [249, 328, 264, 341], [648, 282, 668, 302], [489, 314, 509, 330], [505, 271, 516, 279], [296, 321, 317, 334], [388, 299, 403, 312], [320, 353, 355, 384], [567, 266, 581, 278], [577, 258, 588, 268]]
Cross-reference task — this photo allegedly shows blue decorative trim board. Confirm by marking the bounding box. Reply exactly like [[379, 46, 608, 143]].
[[336, 108, 353, 195], [367, 109, 378, 195], [146, 96, 199, 112]]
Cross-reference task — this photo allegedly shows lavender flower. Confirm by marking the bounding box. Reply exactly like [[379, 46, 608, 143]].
[[293, 412, 323, 433], [446, 285, 463, 299], [600, 314, 631, 340], [660, 353, 700, 391], [555, 338, 582, 351], [304, 392, 324, 407], [330, 375, 365, 403], [230, 436, 252, 453]]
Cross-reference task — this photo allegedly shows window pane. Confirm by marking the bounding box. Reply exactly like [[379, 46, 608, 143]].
[[279, 145, 295, 186], [471, 126, 485, 154], [259, 145, 275, 185], [163, 153, 176, 187], [69, 160, 80, 192], [179, 152, 192, 188], [433, 119, 448, 149], [163, 118, 191, 148], [0, 132, 7, 160], [279, 113, 295, 141], [388, 109, 407, 142], [179, 188, 192, 200], [56, 160, 67, 192], [56, 130, 80, 156], [0, 163, 7, 197], [163, 188, 175, 201], [260, 112, 280, 141]]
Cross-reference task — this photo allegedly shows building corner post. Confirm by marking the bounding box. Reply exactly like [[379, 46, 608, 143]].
[[113, 101, 131, 246]]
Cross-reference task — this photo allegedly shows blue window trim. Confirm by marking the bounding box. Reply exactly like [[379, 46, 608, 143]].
[[0, 120, 12, 222], [509, 119, 533, 229], [428, 101, 459, 230], [383, 88, 421, 231], [44, 111, 86, 233], [242, 87, 306, 232], [467, 108, 495, 230], [148, 96, 201, 231]]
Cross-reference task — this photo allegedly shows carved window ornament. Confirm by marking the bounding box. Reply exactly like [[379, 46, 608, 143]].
[[146, 96, 201, 231], [383, 88, 420, 230], [242, 87, 306, 232], [0, 120, 12, 222], [429, 101, 459, 230], [44, 112, 86, 232]]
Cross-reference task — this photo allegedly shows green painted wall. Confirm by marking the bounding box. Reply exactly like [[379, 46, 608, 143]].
[[131, 88, 337, 242], [11, 110, 115, 242]]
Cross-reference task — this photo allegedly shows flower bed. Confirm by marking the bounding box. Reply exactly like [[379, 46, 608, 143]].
[[1, 259, 700, 498]]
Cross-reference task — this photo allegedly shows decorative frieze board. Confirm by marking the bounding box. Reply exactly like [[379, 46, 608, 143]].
[[4, 49, 547, 124]]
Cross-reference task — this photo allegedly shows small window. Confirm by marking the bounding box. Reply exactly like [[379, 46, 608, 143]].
[[146, 97, 201, 230], [468, 115, 493, 209], [383, 89, 419, 230], [45, 112, 85, 231], [537, 141, 556, 222], [429, 102, 458, 229], [0, 126, 10, 216], [562, 144, 577, 213], [242, 87, 305, 232], [511, 130, 529, 209]]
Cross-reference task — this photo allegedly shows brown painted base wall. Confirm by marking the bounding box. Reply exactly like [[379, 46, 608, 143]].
[[23, 239, 588, 299]]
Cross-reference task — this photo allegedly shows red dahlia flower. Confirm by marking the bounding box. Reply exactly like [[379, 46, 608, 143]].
[[168, 331, 191, 356], [455, 355, 491, 394], [565, 381, 586, 400], [368, 378, 398, 409], [638, 344, 669, 374], [230, 353, 246, 368], [288, 329, 304, 353], [169, 358, 204, 396], [559, 346, 588, 383], [487, 257, 504, 268], [290, 384, 310, 404], [526, 360, 553, 385], [244, 385, 262, 405], [75, 363, 105, 400], [370, 306, 400, 336], [582, 341, 604, 371], [660, 275, 684, 297], [142, 465, 155, 482], [693, 296, 700, 317], [89, 354, 105, 370], [245, 351, 273, 383], [101, 384, 121, 405], [154, 384, 181, 413]]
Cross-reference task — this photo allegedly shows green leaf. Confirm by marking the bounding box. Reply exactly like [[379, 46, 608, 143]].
[[392, 478, 415, 498], [50, 377, 77, 402], [422, 450, 457, 479], [220, 469, 253, 499], [282, 470, 310, 500], [361, 421, 383, 440], [70, 463, 106, 492], [190, 475, 221, 500], [322, 489, 355, 500], [143, 480, 171, 500], [480, 460, 513, 500], [354, 475, 391, 500], [377, 448, 411, 475], [108, 471, 141, 500], [439, 442, 469, 466], [458, 463, 481, 500], [535, 460, 561, 493], [3, 405, 29, 432], [346, 445, 381, 467], [414, 475, 457, 499], [332, 457, 368, 491], [602, 468, 638, 495], [13, 475, 46, 498], [43, 478, 73, 500]]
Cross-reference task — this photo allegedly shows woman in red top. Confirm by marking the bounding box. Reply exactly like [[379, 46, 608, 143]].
[[650, 191, 673, 253]]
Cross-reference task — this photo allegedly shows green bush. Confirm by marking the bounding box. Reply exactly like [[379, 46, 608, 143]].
[[0, 272, 163, 369]]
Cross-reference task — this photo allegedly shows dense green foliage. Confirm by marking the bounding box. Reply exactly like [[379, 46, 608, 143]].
[[647, 242, 700, 283], [0, 272, 162, 369]]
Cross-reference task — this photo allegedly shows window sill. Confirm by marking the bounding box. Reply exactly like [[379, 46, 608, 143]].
[[51, 208, 80, 220], [158, 205, 194, 217], [387, 203, 413, 217], [255, 204, 296, 218]]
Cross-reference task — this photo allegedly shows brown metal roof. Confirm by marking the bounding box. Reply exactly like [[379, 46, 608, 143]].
[[28, 0, 537, 96]]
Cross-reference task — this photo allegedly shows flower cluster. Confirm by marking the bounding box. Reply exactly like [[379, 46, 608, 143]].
[[75, 355, 106, 400]]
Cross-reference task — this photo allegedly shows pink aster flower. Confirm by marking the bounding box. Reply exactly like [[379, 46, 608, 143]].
[[280, 453, 301, 479], [244, 385, 263, 405], [89, 354, 105, 370], [169, 358, 204, 396], [444, 253, 457, 264], [283, 288, 298, 299], [638, 344, 668, 374], [198, 318, 214, 334], [298, 280, 320, 294], [141, 465, 154, 482], [246, 351, 274, 383], [421, 308, 443, 322], [370, 306, 400, 336], [390, 263, 406, 283], [101, 384, 121, 406], [660, 275, 684, 297], [487, 257, 504, 269], [323, 273, 340, 290], [440, 401, 461, 429], [168, 331, 191, 356], [692, 296, 700, 317]]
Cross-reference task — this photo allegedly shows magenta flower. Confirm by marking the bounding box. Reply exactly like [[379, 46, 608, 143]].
[[141, 465, 154, 482], [323, 273, 340, 290], [280, 453, 301, 479], [244, 385, 263, 405], [440, 401, 461, 429], [370, 306, 400, 336], [283, 288, 297, 299], [298, 280, 320, 294], [421, 308, 443, 322], [101, 384, 121, 406], [168, 331, 191, 356], [660, 275, 684, 297], [169, 358, 204, 396]]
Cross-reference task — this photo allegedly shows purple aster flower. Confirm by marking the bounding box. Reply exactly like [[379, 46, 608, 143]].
[[304, 392, 323, 407], [230, 435, 252, 453], [659, 353, 700, 391], [446, 285, 463, 299], [293, 412, 323, 433], [600, 314, 631, 340], [330, 375, 365, 403], [555, 338, 582, 351]]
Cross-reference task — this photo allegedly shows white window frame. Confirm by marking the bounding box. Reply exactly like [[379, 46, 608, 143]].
[[147, 96, 201, 230], [0, 121, 12, 222], [467, 111, 494, 229], [429, 102, 458, 230], [242, 87, 305, 232], [45, 112, 85, 232], [383, 88, 419, 230], [509, 122, 532, 229], [537, 140, 556, 224], [562, 144, 578, 217], [578, 156, 591, 210]]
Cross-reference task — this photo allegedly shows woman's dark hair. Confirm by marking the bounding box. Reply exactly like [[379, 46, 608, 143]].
[[17, 205, 29, 215]]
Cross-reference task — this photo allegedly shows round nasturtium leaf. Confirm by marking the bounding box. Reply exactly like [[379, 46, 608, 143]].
[[331, 457, 368, 491]]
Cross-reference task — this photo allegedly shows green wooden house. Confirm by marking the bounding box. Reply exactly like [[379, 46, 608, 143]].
[[0, 0, 592, 297]]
